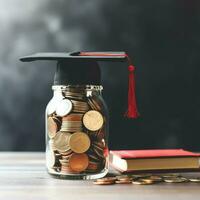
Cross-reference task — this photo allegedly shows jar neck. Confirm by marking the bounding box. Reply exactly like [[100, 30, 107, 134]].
[[52, 85, 103, 98]]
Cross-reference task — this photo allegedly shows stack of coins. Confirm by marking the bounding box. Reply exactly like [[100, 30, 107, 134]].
[[62, 90, 85, 100], [60, 114, 83, 132], [93, 177, 117, 185], [93, 173, 200, 185], [71, 100, 89, 113], [46, 90, 107, 176]]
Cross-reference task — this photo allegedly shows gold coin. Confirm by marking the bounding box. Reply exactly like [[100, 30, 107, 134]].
[[132, 180, 154, 185], [96, 177, 117, 182], [47, 117, 60, 138], [53, 132, 71, 152], [69, 153, 89, 172], [139, 178, 154, 184], [69, 132, 90, 153], [93, 181, 115, 185], [116, 180, 132, 184], [83, 110, 104, 131]]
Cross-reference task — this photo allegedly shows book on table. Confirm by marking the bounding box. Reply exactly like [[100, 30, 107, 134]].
[[109, 149, 200, 173]]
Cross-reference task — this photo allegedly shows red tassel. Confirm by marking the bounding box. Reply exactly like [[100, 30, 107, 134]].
[[124, 64, 139, 119], [79, 51, 139, 118]]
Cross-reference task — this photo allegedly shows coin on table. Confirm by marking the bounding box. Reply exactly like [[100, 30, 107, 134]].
[[161, 173, 180, 178], [96, 177, 117, 182], [189, 178, 200, 183], [47, 117, 61, 138], [139, 178, 156, 184], [94, 177, 116, 185], [69, 153, 89, 172], [53, 132, 71, 152], [93, 180, 115, 185], [69, 132, 91, 153], [116, 175, 133, 181], [148, 175, 163, 182], [132, 180, 154, 185], [163, 177, 188, 183], [83, 110, 104, 131], [131, 174, 151, 179], [56, 99, 72, 117], [116, 180, 132, 184]]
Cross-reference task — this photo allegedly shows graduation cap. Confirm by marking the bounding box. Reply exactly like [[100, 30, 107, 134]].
[[20, 51, 139, 118]]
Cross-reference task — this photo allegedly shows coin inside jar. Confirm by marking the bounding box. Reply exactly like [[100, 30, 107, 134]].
[[53, 132, 71, 152], [47, 99, 58, 115], [47, 117, 61, 138], [56, 99, 72, 117], [69, 153, 89, 172], [83, 110, 104, 131], [69, 132, 90, 153]]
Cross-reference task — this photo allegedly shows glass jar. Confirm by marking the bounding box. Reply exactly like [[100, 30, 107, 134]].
[[45, 85, 109, 179]]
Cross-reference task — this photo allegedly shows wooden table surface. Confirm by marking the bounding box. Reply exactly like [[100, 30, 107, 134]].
[[0, 152, 200, 200]]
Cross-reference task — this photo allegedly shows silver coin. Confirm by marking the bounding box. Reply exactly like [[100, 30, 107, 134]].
[[189, 178, 200, 183], [56, 99, 72, 117], [46, 99, 58, 115], [164, 177, 188, 183]]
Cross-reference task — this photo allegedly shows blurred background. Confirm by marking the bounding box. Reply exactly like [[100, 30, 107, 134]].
[[0, 0, 200, 151]]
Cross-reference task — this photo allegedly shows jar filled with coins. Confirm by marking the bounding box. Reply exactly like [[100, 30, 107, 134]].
[[20, 51, 139, 180], [46, 85, 109, 179]]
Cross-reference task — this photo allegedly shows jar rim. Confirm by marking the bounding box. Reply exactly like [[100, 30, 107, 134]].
[[52, 85, 103, 91]]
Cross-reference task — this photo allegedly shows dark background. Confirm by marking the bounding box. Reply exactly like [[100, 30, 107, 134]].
[[0, 0, 200, 151]]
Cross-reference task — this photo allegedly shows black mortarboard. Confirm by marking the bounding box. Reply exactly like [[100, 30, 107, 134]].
[[20, 51, 139, 118]]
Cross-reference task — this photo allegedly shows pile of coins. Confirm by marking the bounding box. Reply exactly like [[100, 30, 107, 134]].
[[93, 173, 200, 185], [46, 88, 107, 175]]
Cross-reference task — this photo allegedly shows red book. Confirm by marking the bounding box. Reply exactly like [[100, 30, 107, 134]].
[[110, 149, 200, 172]]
